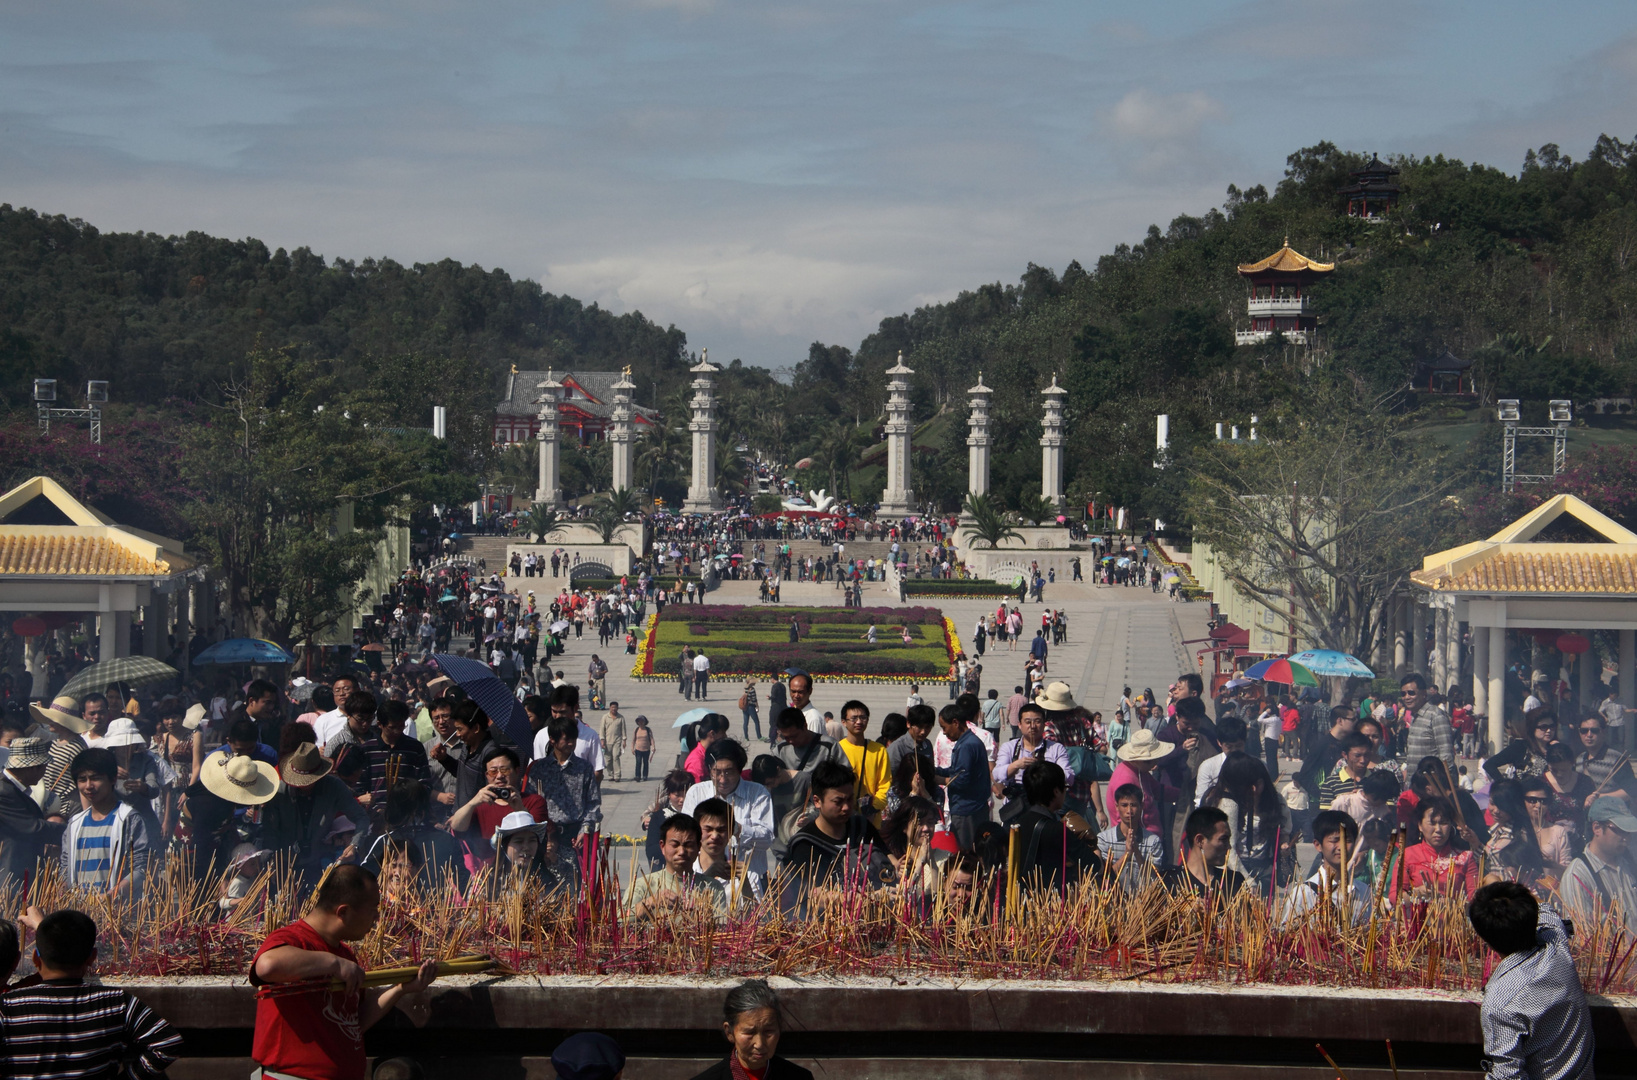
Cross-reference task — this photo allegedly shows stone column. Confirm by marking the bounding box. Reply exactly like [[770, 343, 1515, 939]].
[[1434, 602, 1447, 687], [965, 373, 992, 506], [878, 353, 915, 519], [1621, 629, 1636, 709], [1393, 597, 1407, 672], [144, 593, 169, 659], [1579, 636, 1600, 709], [535, 370, 563, 508], [609, 366, 637, 494], [1488, 626, 1508, 754], [1472, 625, 1490, 718], [113, 610, 132, 661], [1040, 375, 1067, 508], [683, 353, 723, 514], [1411, 601, 1427, 675]]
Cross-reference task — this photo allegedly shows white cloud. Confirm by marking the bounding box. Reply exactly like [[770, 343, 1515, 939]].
[[1108, 89, 1224, 142]]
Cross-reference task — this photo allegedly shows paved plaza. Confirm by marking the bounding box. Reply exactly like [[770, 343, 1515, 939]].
[[525, 576, 1212, 841]]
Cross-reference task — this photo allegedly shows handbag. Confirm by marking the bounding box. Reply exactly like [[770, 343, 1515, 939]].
[[738, 693, 749, 711]]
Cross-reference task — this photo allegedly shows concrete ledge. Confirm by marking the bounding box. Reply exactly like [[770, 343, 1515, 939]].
[[117, 976, 1637, 1078]]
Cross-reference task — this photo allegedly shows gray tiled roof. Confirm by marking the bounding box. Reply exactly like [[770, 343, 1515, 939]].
[[497, 369, 657, 422]]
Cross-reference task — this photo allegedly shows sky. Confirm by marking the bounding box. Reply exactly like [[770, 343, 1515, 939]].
[[5, 1, 1637, 370]]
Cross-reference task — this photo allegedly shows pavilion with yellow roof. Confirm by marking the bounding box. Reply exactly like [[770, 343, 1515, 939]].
[[1235, 238, 1334, 346], [1412, 494, 1637, 750], [0, 476, 201, 665]]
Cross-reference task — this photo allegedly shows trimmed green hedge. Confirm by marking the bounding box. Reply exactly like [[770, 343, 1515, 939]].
[[902, 580, 1020, 598]]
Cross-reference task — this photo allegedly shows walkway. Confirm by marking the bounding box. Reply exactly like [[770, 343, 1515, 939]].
[[524, 577, 1211, 841]]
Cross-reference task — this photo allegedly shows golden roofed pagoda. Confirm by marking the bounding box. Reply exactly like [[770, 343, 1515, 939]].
[[1235, 238, 1333, 346]]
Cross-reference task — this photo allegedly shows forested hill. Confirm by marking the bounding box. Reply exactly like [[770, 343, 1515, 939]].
[[792, 138, 1637, 516], [0, 204, 691, 409]]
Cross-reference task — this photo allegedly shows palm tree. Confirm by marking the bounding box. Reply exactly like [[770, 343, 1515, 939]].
[[590, 487, 642, 544], [1014, 492, 1059, 526], [638, 422, 686, 493], [716, 442, 749, 500], [602, 486, 644, 518], [961, 493, 1023, 549], [817, 420, 862, 500], [518, 504, 571, 544]]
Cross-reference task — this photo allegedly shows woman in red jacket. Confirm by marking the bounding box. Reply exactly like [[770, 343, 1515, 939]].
[[1392, 797, 1480, 902]]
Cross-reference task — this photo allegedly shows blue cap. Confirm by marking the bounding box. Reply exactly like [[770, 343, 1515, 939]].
[[551, 1032, 625, 1080]]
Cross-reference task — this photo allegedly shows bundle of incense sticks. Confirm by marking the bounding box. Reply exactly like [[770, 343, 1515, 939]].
[[254, 955, 506, 999]]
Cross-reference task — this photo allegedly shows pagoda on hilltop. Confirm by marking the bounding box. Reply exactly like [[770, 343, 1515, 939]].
[[1339, 154, 1400, 221], [1235, 239, 1333, 346]]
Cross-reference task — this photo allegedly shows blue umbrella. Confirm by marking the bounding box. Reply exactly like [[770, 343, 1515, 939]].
[[193, 638, 294, 665], [428, 654, 533, 750], [672, 706, 715, 729], [1286, 649, 1375, 679]]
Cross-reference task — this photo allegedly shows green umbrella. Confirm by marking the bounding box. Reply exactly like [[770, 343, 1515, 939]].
[[61, 656, 180, 698]]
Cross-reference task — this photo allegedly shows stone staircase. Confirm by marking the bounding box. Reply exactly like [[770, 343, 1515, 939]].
[[453, 536, 512, 571]]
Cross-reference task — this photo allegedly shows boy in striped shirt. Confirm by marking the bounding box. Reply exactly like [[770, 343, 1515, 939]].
[[2, 908, 180, 1079], [60, 749, 150, 898]]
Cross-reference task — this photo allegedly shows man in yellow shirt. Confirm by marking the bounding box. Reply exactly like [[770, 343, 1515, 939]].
[[837, 700, 891, 821]]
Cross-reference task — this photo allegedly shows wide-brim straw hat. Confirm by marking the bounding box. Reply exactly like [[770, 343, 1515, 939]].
[[29, 696, 92, 734], [201, 751, 280, 806], [100, 717, 146, 749], [281, 742, 332, 788], [1034, 681, 1077, 712], [1117, 728, 1175, 763], [182, 703, 207, 731], [5, 737, 49, 769]]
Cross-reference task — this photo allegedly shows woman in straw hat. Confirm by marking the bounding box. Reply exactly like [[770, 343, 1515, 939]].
[[101, 717, 168, 856], [186, 750, 281, 879], [1105, 729, 1174, 840]]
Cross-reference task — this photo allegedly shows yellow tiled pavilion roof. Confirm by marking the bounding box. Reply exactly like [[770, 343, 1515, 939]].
[[0, 534, 170, 576], [1412, 495, 1637, 596], [1237, 239, 1335, 275], [0, 477, 194, 579]]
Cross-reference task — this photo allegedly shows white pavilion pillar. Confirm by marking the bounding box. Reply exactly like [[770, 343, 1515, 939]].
[[1432, 607, 1449, 690], [1472, 626, 1490, 718], [1488, 625, 1508, 755], [1412, 602, 1427, 674], [143, 593, 168, 659], [683, 353, 723, 515], [965, 373, 992, 506], [535, 371, 563, 509], [1620, 629, 1636, 711], [878, 352, 915, 519], [1392, 597, 1407, 672], [1040, 375, 1067, 508], [609, 366, 637, 494]]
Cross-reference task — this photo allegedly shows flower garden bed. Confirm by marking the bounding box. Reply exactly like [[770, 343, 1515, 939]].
[[632, 606, 956, 683]]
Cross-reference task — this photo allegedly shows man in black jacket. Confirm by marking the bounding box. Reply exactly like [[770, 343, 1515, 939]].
[[1013, 759, 1100, 893], [779, 761, 889, 913], [0, 739, 63, 889]]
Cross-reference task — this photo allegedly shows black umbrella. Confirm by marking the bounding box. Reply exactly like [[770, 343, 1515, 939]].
[[428, 654, 533, 750]]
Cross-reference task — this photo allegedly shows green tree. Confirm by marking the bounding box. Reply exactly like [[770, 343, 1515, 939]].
[[180, 346, 448, 648], [519, 504, 571, 544], [1013, 492, 1058, 525], [1182, 404, 1458, 664], [960, 493, 1023, 549]]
